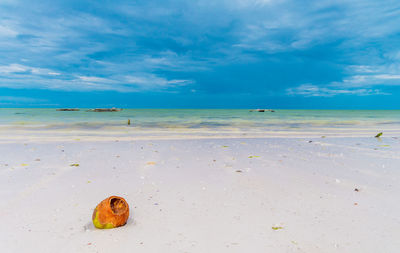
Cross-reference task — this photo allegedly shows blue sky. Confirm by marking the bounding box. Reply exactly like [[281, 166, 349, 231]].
[[1, 0, 400, 108]]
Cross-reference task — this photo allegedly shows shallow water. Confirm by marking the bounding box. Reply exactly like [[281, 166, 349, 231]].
[[0, 109, 399, 139]]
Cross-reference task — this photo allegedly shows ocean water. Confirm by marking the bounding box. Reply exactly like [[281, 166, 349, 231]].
[[0, 109, 399, 139]]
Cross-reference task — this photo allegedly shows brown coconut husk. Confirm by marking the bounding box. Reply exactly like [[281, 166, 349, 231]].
[[92, 196, 129, 228]]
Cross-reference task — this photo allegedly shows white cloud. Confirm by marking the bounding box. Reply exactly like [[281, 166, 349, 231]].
[[0, 63, 194, 92], [78, 76, 112, 83], [287, 61, 400, 97], [0, 96, 47, 103], [229, 0, 400, 54], [287, 84, 389, 97], [374, 74, 400, 80], [0, 24, 17, 37], [0, 64, 61, 76], [1, 0, 400, 97], [233, 0, 276, 7], [0, 64, 28, 73], [330, 64, 400, 88], [124, 74, 193, 89], [48, 72, 61, 76]]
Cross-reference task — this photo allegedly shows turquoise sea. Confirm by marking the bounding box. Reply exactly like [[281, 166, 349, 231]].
[[0, 109, 399, 139]]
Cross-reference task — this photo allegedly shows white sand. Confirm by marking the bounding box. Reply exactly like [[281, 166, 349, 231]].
[[1, 136, 400, 252]]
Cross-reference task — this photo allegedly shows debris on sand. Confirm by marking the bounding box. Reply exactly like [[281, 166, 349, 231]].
[[375, 132, 383, 138], [248, 155, 260, 158]]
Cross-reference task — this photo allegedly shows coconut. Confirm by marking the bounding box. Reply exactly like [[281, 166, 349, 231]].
[[92, 196, 129, 229]]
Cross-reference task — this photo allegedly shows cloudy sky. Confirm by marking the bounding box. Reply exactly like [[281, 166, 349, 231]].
[[1, 0, 400, 108]]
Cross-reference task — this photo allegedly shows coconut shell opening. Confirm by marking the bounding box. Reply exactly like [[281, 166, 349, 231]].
[[109, 197, 127, 215]]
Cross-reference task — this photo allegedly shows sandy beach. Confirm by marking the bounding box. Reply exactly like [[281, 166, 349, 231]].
[[1, 134, 400, 252], [1, 0, 400, 250]]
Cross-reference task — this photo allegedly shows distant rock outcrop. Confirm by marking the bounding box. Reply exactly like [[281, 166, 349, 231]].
[[86, 108, 122, 112], [56, 108, 80, 111], [249, 109, 276, 112]]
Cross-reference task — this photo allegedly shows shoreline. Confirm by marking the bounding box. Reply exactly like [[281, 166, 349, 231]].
[[0, 131, 399, 143]]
